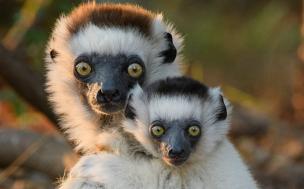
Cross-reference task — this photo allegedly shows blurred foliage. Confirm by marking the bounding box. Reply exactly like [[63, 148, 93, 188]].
[[0, 1, 303, 189], [0, 0, 301, 123], [0, 89, 26, 116]]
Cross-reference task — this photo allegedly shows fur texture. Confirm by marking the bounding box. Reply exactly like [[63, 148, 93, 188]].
[[45, 2, 184, 153], [66, 2, 154, 35], [59, 78, 258, 189], [60, 140, 257, 189]]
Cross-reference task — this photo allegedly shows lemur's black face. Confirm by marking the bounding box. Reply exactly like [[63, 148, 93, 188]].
[[124, 77, 229, 167], [74, 53, 145, 114], [149, 119, 202, 166]]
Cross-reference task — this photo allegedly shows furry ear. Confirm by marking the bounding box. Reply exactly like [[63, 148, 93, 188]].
[[159, 32, 177, 63], [124, 94, 136, 120], [216, 95, 227, 121], [124, 84, 145, 120], [208, 88, 228, 121]]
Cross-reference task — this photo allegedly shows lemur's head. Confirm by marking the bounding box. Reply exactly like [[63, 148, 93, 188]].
[[45, 2, 183, 116], [123, 77, 231, 167]]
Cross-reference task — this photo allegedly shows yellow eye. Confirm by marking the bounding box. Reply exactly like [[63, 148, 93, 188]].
[[188, 125, 201, 137], [151, 125, 165, 137], [75, 62, 92, 76], [127, 63, 143, 78]]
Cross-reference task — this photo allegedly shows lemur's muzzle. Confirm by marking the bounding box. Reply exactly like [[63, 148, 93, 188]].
[[162, 130, 191, 166], [97, 88, 121, 103], [94, 79, 128, 114]]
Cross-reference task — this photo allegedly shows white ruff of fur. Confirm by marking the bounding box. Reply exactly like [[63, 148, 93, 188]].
[[45, 13, 184, 153], [60, 140, 258, 189], [123, 86, 233, 162]]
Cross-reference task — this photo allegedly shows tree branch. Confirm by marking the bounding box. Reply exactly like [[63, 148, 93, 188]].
[[0, 128, 76, 179], [0, 44, 58, 128]]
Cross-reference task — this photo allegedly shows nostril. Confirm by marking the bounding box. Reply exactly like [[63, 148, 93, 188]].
[[111, 90, 120, 101], [96, 90, 108, 103], [97, 89, 121, 103], [168, 149, 185, 158]]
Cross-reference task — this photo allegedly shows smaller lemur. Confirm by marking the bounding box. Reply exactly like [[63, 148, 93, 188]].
[[60, 77, 258, 189]]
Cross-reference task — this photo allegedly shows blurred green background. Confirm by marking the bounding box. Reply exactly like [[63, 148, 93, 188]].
[[0, 0, 301, 122], [0, 0, 303, 189]]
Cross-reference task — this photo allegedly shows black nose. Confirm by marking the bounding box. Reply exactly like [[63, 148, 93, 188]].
[[168, 148, 185, 158], [97, 88, 121, 103]]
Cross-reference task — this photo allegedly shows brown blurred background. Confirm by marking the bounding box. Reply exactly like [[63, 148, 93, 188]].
[[0, 0, 303, 188]]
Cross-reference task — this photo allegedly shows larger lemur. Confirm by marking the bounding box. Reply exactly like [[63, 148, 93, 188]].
[[45, 2, 183, 153]]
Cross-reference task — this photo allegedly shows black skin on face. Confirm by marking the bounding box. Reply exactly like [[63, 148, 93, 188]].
[[149, 119, 202, 166], [74, 53, 145, 114]]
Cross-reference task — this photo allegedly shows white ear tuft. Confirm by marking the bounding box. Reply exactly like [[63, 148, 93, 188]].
[[209, 87, 222, 100], [151, 14, 166, 36], [208, 87, 232, 117]]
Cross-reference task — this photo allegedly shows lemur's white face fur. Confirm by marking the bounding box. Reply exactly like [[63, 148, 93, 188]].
[[123, 77, 231, 167], [45, 3, 183, 152]]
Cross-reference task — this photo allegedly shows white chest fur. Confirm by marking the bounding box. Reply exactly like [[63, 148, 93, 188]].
[[59, 139, 258, 189]]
